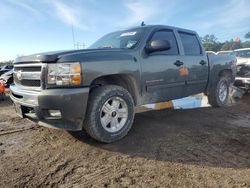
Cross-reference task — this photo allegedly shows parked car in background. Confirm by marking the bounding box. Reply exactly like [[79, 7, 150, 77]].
[[0, 65, 13, 76], [10, 25, 236, 143], [233, 48, 250, 91], [0, 69, 13, 87]]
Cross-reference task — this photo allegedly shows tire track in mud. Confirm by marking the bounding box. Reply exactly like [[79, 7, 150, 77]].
[[153, 132, 250, 168], [78, 167, 115, 187], [0, 126, 36, 136], [37, 160, 74, 187], [37, 160, 123, 187]]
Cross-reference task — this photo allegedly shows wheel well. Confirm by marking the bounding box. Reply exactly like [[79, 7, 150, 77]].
[[90, 74, 140, 105], [205, 69, 233, 96]]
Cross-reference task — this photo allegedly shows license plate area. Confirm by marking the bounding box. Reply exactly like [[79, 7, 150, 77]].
[[14, 103, 24, 118]]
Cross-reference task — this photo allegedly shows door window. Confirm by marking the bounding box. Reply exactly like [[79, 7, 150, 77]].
[[150, 30, 179, 55]]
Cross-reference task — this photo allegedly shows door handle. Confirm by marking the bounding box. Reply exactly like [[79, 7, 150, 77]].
[[199, 60, 207, 66], [174, 60, 184, 67]]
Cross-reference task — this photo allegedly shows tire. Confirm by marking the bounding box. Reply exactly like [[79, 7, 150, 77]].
[[83, 85, 135, 143], [208, 76, 230, 107]]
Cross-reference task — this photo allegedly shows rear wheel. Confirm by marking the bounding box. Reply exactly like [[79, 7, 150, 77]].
[[83, 85, 135, 143], [208, 76, 230, 107]]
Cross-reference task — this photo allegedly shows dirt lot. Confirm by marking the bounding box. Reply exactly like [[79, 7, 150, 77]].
[[0, 94, 250, 188]]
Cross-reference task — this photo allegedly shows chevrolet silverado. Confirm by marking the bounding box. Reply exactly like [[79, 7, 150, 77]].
[[10, 25, 237, 143]]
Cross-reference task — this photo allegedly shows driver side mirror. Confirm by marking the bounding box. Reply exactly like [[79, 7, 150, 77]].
[[145, 40, 171, 53]]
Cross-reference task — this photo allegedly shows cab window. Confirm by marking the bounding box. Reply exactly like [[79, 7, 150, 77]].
[[179, 32, 202, 55], [149, 30, 179, 55]]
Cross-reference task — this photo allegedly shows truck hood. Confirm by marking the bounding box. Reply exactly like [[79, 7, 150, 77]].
[[14, 48, 130, 64]]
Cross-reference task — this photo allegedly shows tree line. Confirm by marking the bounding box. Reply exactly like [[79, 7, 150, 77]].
[[201, 31, 250, 52], [0, 60, 13, 68], [0, 60, 13, 66]]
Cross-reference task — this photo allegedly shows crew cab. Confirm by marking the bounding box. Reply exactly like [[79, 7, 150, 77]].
[[10, 25, 236, 143]]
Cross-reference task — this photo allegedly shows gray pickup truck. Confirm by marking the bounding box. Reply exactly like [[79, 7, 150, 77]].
[[10, 25, 236, 143]]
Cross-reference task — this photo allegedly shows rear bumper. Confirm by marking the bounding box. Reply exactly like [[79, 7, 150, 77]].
[[10, 85, 89, 131]]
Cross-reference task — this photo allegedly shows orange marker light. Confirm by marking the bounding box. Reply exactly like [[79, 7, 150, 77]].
[[71, 75, 81, 85], [70, 63, 82, 85], [71, 64, 81, 74]]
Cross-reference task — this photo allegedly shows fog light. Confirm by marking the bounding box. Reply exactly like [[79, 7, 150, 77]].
[[49, 110, 61, 118]]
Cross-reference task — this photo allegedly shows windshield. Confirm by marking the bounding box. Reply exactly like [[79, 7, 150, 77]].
[[232, 50, 250, 58], [89, 28, 144, 49]]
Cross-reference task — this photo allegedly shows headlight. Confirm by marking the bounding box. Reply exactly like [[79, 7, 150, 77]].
[[47, 62, 81, 86]]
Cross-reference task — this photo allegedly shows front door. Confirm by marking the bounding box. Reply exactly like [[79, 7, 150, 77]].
[[141, 29, 186, 104]]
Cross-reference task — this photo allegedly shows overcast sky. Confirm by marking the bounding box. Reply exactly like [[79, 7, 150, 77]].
[[0, 0, 250, 61]]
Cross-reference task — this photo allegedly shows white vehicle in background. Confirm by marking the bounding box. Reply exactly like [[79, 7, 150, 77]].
[[233, 48, 250, 91]]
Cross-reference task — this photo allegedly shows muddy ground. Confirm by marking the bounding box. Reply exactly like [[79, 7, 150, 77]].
[[0, 94, 250, 188]]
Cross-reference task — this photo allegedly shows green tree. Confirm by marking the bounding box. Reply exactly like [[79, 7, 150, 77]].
[[220, 38, 243, 51], [231, 41, 242, 50], [202, 34, 218, 44], [0, 60, 13, 66], [201, 34, 222, 52], [245, 31, 250, 39], [242, 41, 250, 48], [221, 41, 232, 51]]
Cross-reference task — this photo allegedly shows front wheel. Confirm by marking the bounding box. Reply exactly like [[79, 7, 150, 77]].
[[83, 85, 135, 143], [208, 76, 230, 107]]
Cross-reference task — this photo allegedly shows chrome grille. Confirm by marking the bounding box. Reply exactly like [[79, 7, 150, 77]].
[[14, 63, 44, 90]]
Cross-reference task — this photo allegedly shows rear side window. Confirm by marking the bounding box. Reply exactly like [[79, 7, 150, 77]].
[[179, 32, 201, 55], [150, 30, 179, 55]]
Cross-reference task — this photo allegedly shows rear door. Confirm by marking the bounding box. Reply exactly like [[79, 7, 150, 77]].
[[141, 29, 186, 103], [177, 31, 209, 96]]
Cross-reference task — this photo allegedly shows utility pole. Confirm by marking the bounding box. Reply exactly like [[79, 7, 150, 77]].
[[71, 19, 76, 49], [71, 19, 85, 49], [74, 42, 85, 49]]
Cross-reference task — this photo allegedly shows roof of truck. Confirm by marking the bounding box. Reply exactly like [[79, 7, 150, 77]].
[[128, 24, 197, 34]]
